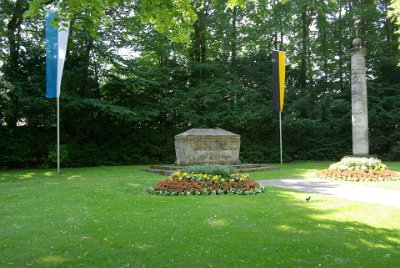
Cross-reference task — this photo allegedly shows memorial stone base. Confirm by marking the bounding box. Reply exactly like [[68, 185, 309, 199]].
[[145, 128, 280, 175]]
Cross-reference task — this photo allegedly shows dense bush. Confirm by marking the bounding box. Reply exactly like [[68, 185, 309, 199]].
[[317, 157, 399, 182], [147, 170, 264, 196], [183, 165, 235, 178], [2, 60, 400, 168]]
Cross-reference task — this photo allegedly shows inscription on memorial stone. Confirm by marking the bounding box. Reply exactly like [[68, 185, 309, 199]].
[[174, 128, 241, 165]]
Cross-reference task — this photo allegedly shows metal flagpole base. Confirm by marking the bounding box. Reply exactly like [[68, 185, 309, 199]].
[[279, 111, 282, 165]]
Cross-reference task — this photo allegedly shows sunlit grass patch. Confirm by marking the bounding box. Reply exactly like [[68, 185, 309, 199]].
[[37, 255, 70, 265], [1, 164, 399, 267]]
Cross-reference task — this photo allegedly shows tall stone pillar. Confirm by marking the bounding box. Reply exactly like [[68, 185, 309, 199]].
[[348, 38, 369, 156]]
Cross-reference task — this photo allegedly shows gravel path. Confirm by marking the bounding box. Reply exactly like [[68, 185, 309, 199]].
[[259, 178, 400, 208]]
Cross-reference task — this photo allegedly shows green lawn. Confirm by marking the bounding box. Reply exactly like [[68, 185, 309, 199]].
[[1, 163, 400, 267], [251, 161, 330, 180]]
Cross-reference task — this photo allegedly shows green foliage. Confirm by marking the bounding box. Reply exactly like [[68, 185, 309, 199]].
[[183, 164, 235, 177], [27, 0, 121, 38], [0, 129, 33, 168], [46, 144, 70, 167], [385, 141, 400, 161], [139, 0, 197, 44], [226, 0, 246, 9], [0, 127, 51, 168], [368, 82, 400, 160], [389, 0, 400, 33], [317, 157, 399, 182]]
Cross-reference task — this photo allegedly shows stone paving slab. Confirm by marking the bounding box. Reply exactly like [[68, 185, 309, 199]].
[[259, 178, 400, 208]]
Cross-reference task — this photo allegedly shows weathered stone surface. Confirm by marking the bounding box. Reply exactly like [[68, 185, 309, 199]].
[[348, 38, 369, 156], [174, 128, 241, 165]]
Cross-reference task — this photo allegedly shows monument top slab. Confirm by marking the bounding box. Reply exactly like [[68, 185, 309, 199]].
[[175, 128, 239, 138]]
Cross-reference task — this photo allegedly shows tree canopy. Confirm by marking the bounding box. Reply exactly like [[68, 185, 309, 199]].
[[1, 0, 399, 168]]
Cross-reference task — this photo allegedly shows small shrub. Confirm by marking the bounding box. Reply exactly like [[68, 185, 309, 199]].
[[183, 164, 234, 178], [147, 170, 264, 196], [317, 157, 399, 182], [46, 144, 70, 167]]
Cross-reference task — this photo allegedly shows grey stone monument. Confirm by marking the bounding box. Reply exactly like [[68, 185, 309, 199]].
[[174, 128, 241, 165], [348, 38, 369, 156]]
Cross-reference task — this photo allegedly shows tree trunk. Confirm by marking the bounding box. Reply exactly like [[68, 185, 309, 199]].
[[6, 0, 28, 80], [231, 6, 238, 63], [337, 0, 344, 91], [299, 7, 308, 88], [191, 3, 208, 63]]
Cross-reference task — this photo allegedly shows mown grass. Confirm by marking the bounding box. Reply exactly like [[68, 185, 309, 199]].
[[1, 163, 400, 267], [250, 161, 330, 180]]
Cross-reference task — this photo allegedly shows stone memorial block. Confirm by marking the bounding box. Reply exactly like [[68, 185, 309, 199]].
[[174, 128, 241, 165]]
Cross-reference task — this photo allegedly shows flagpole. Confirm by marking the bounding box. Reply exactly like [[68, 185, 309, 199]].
[[279, 111, 282, 165], [272, 47, 285, 166], [57, 97, 60, 174]]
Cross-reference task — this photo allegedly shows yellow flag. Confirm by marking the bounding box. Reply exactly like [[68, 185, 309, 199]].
[[272, 50, 286, 112]]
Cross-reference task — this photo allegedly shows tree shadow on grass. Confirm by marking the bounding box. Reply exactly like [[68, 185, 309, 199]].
[[146, 187, 400, 267], [227, 187, 400, 267]]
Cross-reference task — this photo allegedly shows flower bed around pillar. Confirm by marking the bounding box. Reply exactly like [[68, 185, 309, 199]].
[[147, 170, 264, 196], [316, 157, 399, 182]]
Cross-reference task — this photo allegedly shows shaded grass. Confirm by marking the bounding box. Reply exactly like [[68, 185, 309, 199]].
[[1, 165, 400, 267]]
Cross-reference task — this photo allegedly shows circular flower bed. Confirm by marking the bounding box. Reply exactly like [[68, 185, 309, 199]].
[[147, 170, 265, 196], [317, 157, 399, 182]]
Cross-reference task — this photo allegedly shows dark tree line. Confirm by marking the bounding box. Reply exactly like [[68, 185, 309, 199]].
[[1, 0, 399, 168]]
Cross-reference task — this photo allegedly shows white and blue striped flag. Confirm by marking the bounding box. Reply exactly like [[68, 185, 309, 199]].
[[45, 11, 69, 98]]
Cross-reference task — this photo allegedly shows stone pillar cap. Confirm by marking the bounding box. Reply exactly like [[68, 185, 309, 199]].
[[352, 38, 363, 48]]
